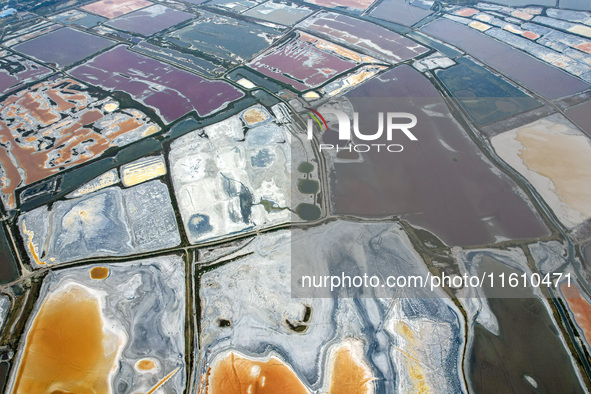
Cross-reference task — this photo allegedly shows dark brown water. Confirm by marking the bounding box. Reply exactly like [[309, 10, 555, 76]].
[[330, 65, 548, 246], [566, 100, 591, 139], [0, 223, 18, 284], [470, 256, 585, 393], [0, 361, 9, 394]]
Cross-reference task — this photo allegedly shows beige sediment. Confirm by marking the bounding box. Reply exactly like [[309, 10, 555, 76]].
[[492, 115, 591, 228], [242, 108, 270, 126], [393, 321, 431, 393]]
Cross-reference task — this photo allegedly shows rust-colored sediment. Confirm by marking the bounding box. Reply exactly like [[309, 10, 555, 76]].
[[242, 108, 268, 125], [0, 78, 156, 208], [21, 221, 45, 266], [205, 353, 309, 394], [562, 282, 591, 346], [0, 146, 21, 207], [136, 359, 156, 371], [204, 342, 374, 394], [329, 342, 373, 394], [522, 31, 540, 40], [90, 266, 109, 280], [12, 284, 119, 393]]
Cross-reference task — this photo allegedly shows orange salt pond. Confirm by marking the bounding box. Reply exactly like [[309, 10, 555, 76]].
[[204, 341, 374, 394], [12, 284, 120, 393], [90, 266, 110, 280], [561, 282, 591, 345], [136, 359, 157, 372], [206, 353, 309, 394], [328, 341, 374, 394], [242, 107, 269, 126]]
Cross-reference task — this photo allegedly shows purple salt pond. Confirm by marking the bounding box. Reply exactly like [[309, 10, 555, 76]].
[[565, 100, 591, 138], [0, 55, 51, 96], [327, 65, 549, 246], [248, 31, 368, 91], [298, 12, 428, 63], [13, 27, 114, 68], [105, 4, 194, 36], [70, 45, 244, 123]]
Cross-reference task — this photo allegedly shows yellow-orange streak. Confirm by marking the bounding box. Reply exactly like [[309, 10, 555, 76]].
[[145, 367, 180, 394], [22, 221, 45, 266]]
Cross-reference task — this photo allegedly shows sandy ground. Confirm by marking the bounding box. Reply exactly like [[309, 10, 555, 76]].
[[492, 114, 591, 228]]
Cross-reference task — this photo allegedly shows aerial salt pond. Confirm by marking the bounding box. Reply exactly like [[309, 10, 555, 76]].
[[104, 4, 193, 36], [13, 27, 114, 68], [70, 45, 244, 123], [0, 78, 159, 209], [0, 54, 51, 96], [0, 0, 590, 392], [422, 18, 590, 99], [325, 65, 548, 246], [244, 1, 313, 26], [297, 12, 428, 63], [19, 180, 180, 265], [198, 222, 466, 393], [7, 255, 186, 393], [82, 0, 152, 19], [169, 105, 319, 243], [249, 31, 378, 91]]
